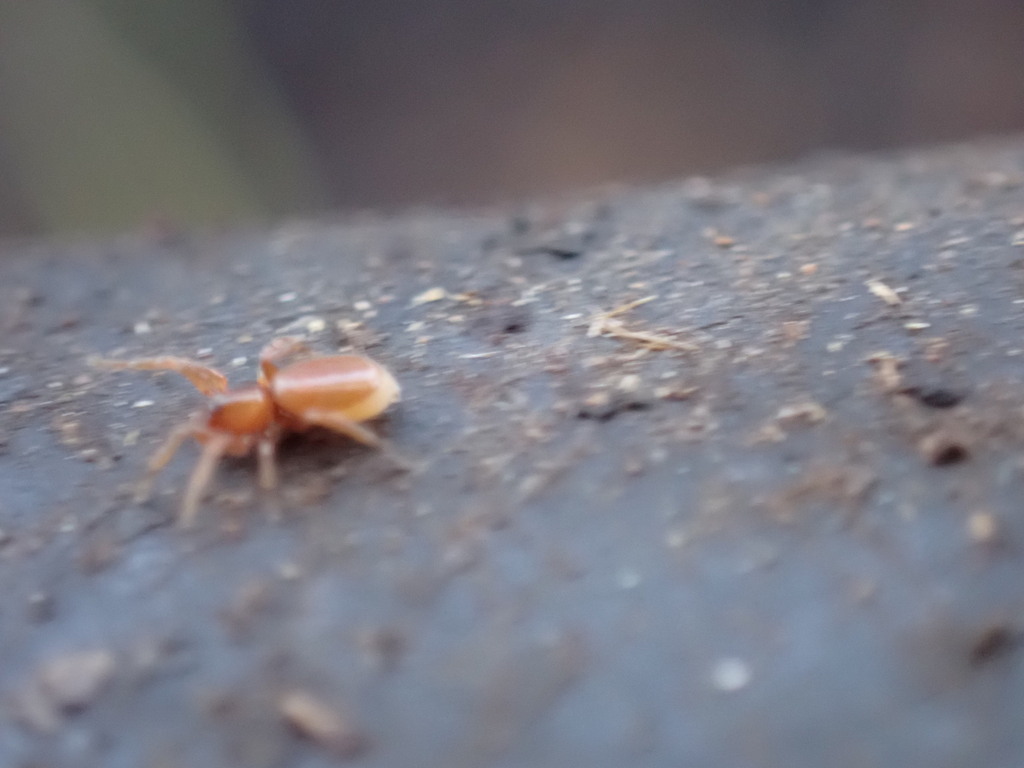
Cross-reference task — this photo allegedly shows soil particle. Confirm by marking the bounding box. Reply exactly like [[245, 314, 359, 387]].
[[901, 386, 965, 409], [279, 689, 369, 760], [11, 649, 116, 733], [36, 649, 116, 711], [918, 430, 971, 465], [969, 623, 1019, 666]]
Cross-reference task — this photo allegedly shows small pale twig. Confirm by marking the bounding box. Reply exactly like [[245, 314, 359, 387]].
[[866, 279, 902, 306], [597, 319, 698, 351], [587, 295, 658, 336], [601, 295, 658, 319], [586, 296, 697, 352]]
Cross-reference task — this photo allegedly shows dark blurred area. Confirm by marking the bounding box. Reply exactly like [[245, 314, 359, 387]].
[[2, 0, 1024, 236]]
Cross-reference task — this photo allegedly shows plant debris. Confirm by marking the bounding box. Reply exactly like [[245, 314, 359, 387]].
[[866, 279, 903, 306], [587, 296, 697, 351], [279, 689, 369, 759]]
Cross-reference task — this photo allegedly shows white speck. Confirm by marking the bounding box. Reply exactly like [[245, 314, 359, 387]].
[[711, 657, 751, 692], [47, 381, 64, 389], [866, 279, 903, 306], [133, 321, 152, 335], [665, 528, 690, 548], [411, 287, 448, 306], [0, 367, 9, 376], [618, 374, 642, 393], [561, 313, 584, 320], [616, 567, 642, 589], [354, 300, 372, 312], [196, 348, 214, 359], [967, 510, 998, 544], [277, 562, 301, 580], [278, 291, 298, 303], [131, 399, 155, 408], [231, 356, 247, 367], [306, 317, 326, 333]]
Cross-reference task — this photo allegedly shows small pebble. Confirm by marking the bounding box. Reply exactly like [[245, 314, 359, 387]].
[[411, 287, 447, 306], [711, 657, 751, 692], [618, 374, 642, 393], [38, 649, 116, 710], [967, 511, 999, 544], [280, 690, 368, 759], [918, 432, 969, 465]]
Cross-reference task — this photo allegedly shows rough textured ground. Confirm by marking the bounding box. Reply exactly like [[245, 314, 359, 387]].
[[2, 139, 1024, 767]]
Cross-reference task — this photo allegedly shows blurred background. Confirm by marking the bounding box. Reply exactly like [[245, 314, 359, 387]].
[[2, 0, 1024, 237]]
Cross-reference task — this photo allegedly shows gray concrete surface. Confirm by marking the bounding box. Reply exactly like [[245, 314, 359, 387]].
[[2, 139, 1024, 767]]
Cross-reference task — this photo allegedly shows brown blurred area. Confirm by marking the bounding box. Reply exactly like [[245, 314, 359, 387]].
[[2, 0, 1024, 236]]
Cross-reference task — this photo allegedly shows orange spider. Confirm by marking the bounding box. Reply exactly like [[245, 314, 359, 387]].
[[94, 337, 401, 527]]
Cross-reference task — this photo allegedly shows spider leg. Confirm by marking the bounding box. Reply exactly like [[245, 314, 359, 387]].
[[92, 356, 228, 396], [256, 432, 283, 522], [179, 433, 232, 528], [133, 415, 203, 504], [298, 408, 382, 447], [258, 337, 310, 383], [257, 435, 279, 491], [298, 408, 411, 470]]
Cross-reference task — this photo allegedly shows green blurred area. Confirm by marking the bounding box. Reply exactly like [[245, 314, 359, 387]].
[[0, 1, 326, 236], [4, 0, 1024, 238]]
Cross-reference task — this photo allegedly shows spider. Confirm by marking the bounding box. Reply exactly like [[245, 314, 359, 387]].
[[94, 337, 401, 526]]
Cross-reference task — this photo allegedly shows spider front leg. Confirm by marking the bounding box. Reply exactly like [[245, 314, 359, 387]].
[[92, 356, 229, 396], [133, 415, 203, 504], [179, 433, 233, 528]]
